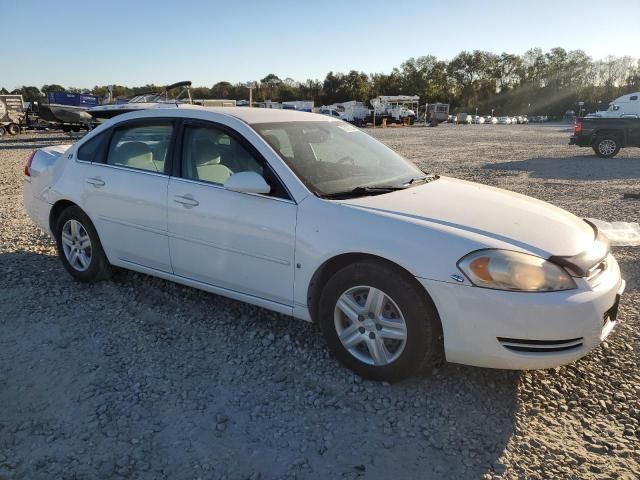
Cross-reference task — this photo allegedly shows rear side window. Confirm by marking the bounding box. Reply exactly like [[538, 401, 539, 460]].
[[106, 123, 173, 174], [77, 132, 107, 161], [630, 96, 638, 101]]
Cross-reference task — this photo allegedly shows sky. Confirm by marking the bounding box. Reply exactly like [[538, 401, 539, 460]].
[[3, 0, 640, 90]]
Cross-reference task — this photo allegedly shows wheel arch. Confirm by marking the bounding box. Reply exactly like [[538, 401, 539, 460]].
[[594, 129, 626, 145], [49, 199, 79, 234], [306, 252, 439, 325]]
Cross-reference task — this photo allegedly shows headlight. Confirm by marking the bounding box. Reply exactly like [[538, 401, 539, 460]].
[[457, 249, 577, 292]]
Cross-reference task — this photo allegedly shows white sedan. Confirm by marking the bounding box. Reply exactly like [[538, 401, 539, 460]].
[[24, 106, 625, 381]]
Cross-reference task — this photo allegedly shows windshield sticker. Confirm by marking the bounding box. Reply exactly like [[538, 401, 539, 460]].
[[336, 124, 359, 133]]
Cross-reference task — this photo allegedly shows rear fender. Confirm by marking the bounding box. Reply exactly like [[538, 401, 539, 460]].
[[25, 145, 72, 201]]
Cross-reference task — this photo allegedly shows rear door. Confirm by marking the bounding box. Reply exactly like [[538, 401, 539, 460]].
[[167, 120, 297, 306], [81, 119, 175, 272]]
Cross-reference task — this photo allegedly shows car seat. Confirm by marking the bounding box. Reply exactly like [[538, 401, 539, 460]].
[[111, 141, 162, 173]]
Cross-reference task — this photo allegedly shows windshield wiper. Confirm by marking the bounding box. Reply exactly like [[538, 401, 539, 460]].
[[406, 173, 439, 185], [321, 185, 408, 199]]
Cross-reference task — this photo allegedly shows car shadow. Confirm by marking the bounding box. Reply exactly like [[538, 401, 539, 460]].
[[1, 250, 517, 479], [483, 155, 640, 181]]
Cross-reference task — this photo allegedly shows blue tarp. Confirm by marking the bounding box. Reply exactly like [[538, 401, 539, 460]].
[[48, 92, 98, 107]]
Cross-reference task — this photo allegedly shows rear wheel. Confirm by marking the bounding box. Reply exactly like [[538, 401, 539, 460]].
[[62, 124, 71, 132], [7, 123, 20, 135], [318, 260, 442, 382], [593, 136, 621, 158], [54, 206, 113, 282]]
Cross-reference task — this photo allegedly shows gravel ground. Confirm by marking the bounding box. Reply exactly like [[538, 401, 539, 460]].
[[0, 125, 638, 480]]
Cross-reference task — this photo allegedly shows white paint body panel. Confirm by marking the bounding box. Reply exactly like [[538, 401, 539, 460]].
[[23, 106, 624, 371], [167, 177, 296, 305], [82, 163, 172, 272]]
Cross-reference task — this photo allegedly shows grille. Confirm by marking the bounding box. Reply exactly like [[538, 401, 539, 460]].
[[497, 337, 584, 353]]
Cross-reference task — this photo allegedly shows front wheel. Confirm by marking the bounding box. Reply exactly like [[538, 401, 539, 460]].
[[318, 260, 442, 382], [7, 123, 20, 135], [54, 206, 113, 282], [593, 136, 621, 158]]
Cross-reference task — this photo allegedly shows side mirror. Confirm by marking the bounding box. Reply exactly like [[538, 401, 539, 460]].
[[223, 171, 271, 195]]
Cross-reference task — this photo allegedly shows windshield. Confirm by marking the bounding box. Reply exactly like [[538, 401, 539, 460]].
[[253, 121, 425, 196]]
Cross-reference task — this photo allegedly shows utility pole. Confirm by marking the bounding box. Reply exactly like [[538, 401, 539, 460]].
[[246, 82, 256, 108]]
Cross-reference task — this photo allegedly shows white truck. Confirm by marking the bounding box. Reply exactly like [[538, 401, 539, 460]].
[[0, 95, 25, 136], [588, 92, 640, 118], [371, 95, 419, 125]]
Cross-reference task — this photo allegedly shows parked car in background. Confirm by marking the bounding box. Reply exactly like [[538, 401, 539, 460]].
[[497, 116, 511, 125], [511, 117, 519, 125], [472, 115, 485, 124], [319, 108, 343, 119], [484, 116, 497, 125], [23, 106, 625, 381], [456, 113, 472, 124], [570, 116, 640, 158]]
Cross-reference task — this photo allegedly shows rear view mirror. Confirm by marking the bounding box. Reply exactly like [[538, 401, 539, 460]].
[[223, 171, 271, 195]]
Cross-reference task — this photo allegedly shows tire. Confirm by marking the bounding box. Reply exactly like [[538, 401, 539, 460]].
[[7, 123, 19, 135], [318, 260, 442, 382], [593, 136, 621, 158], [62, 124, 71, 132], [71, 125, 80, 132], [54, 206, 113, 282]]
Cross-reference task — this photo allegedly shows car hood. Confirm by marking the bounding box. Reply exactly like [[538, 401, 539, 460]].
[[338, 176, 595, 257]]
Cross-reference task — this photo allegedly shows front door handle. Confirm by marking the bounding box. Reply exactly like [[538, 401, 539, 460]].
[[173, 194, 199, 207], [86, 177, 105, 187]]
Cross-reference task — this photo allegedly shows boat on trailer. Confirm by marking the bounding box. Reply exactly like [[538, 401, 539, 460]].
[[88, 81, 193, 120]]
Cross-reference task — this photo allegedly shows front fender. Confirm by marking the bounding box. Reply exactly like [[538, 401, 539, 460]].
[[293, 196, 494, 309]]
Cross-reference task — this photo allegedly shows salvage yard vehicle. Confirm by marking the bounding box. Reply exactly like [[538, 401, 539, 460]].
[[570, 117, 640, 158], [0, 94, 25, 137], [588, 91, 640, 118], [24, 106, 625, 381]]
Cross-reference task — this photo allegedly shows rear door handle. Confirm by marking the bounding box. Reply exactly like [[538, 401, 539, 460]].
[[173, 194, 199, 207], [86, 177, 105, 187]]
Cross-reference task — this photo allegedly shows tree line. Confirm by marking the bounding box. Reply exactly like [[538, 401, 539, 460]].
[[3, 48, 639, 117]]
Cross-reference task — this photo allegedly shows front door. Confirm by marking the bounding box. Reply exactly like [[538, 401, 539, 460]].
[[167, 121, 297, 305], [82, 120, 174, 272]]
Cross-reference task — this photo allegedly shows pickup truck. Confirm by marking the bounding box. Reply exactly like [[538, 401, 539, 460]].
[[569, 117, 640, 158]]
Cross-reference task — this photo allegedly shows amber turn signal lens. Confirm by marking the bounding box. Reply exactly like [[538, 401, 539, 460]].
[[469, 256, 492, 282]]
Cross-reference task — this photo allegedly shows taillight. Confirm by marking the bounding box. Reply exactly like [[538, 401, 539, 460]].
[[574, 120, 582, 134], [24, 151, 36, 177]]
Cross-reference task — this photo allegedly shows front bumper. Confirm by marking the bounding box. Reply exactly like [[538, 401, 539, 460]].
[[418, 255, 625, 369]]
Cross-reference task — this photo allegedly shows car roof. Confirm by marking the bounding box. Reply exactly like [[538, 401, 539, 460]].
[[176, 104, 333, 124]]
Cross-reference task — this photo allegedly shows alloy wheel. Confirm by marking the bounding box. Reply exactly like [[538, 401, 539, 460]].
[[598, 139, 617, 156], [334, 286, 407, 366], [61, 219, 92, 272]]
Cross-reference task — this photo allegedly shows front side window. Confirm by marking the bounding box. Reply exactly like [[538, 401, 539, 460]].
[[253, 121, 424, 196], [106, 123, 173, 174], [181, 125, 264, 185]]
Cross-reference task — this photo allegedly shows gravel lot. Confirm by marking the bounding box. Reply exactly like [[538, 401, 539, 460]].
[[1, 125, 638, 479]]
